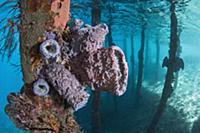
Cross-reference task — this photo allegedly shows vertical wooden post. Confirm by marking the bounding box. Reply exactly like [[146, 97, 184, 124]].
[[16, 1, 83, 132], [155, 33, 160, 81], [19, 0, 70, 83], [91, 0, 101, 133], [136, 24, 145, 100], [131, 33, 135, 89], [147, 0, 178, 132]]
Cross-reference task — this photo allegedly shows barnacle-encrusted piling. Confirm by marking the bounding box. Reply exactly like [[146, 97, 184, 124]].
[[19, 0, 70, 83], [5, 86, 81, 133], [5, 19, 128, 133]]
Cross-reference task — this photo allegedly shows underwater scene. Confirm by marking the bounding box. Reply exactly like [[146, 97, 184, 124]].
[[0, 0, 200, 133]]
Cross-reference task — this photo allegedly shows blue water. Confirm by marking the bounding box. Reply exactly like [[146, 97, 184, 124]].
[[0, 0, 23, 131], [1, 0, 200, 133], [0, 50, 24, 132]]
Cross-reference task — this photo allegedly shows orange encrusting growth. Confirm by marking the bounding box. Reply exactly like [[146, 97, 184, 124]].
[[51, 0, 70, 30], [26, 0, 70, 30]]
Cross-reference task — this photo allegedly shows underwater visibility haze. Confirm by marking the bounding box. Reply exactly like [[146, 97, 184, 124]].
[[0, 0, 200, 133]]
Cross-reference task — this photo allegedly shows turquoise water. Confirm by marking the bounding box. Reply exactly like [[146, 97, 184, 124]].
[[0, 51, 24, 132], [0, 0, 23, 131], [1, 0, 200, 133]]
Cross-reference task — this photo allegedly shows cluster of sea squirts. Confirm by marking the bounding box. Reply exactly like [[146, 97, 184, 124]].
[[33, 19, 129, 111]]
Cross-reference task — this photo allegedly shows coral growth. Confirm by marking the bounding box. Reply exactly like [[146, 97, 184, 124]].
[[5, 86, 82, 133], [5, 19, 128, 132]]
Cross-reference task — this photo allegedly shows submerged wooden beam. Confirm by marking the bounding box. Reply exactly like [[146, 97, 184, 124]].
[[20, 0, 70, 84], [136, 24, 145, 100], [6, 1, 82, 133], [147, 0, 180, 132]]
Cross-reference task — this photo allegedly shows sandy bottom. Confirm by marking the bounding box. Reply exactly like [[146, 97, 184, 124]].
[[77, 63, 200, 133]]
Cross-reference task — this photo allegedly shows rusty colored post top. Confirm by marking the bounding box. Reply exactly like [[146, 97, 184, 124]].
[[27, 0, 70, 30], [51, 0, 70, 30]]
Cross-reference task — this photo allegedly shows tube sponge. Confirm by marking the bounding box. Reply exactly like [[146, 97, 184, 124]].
[[5, 88, 82, 132], [5, 18, 129, 133], [67, 89, 90, 111], [41, 63, 90, 111], [40, 39, 60, 59], [37, 20, 128, 110], [70, 46, 128, 96], [61, 21, 128, 96], [33, 78, 49, 96], [79, 23, 108, 53], [67, 23, 109, 56]]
